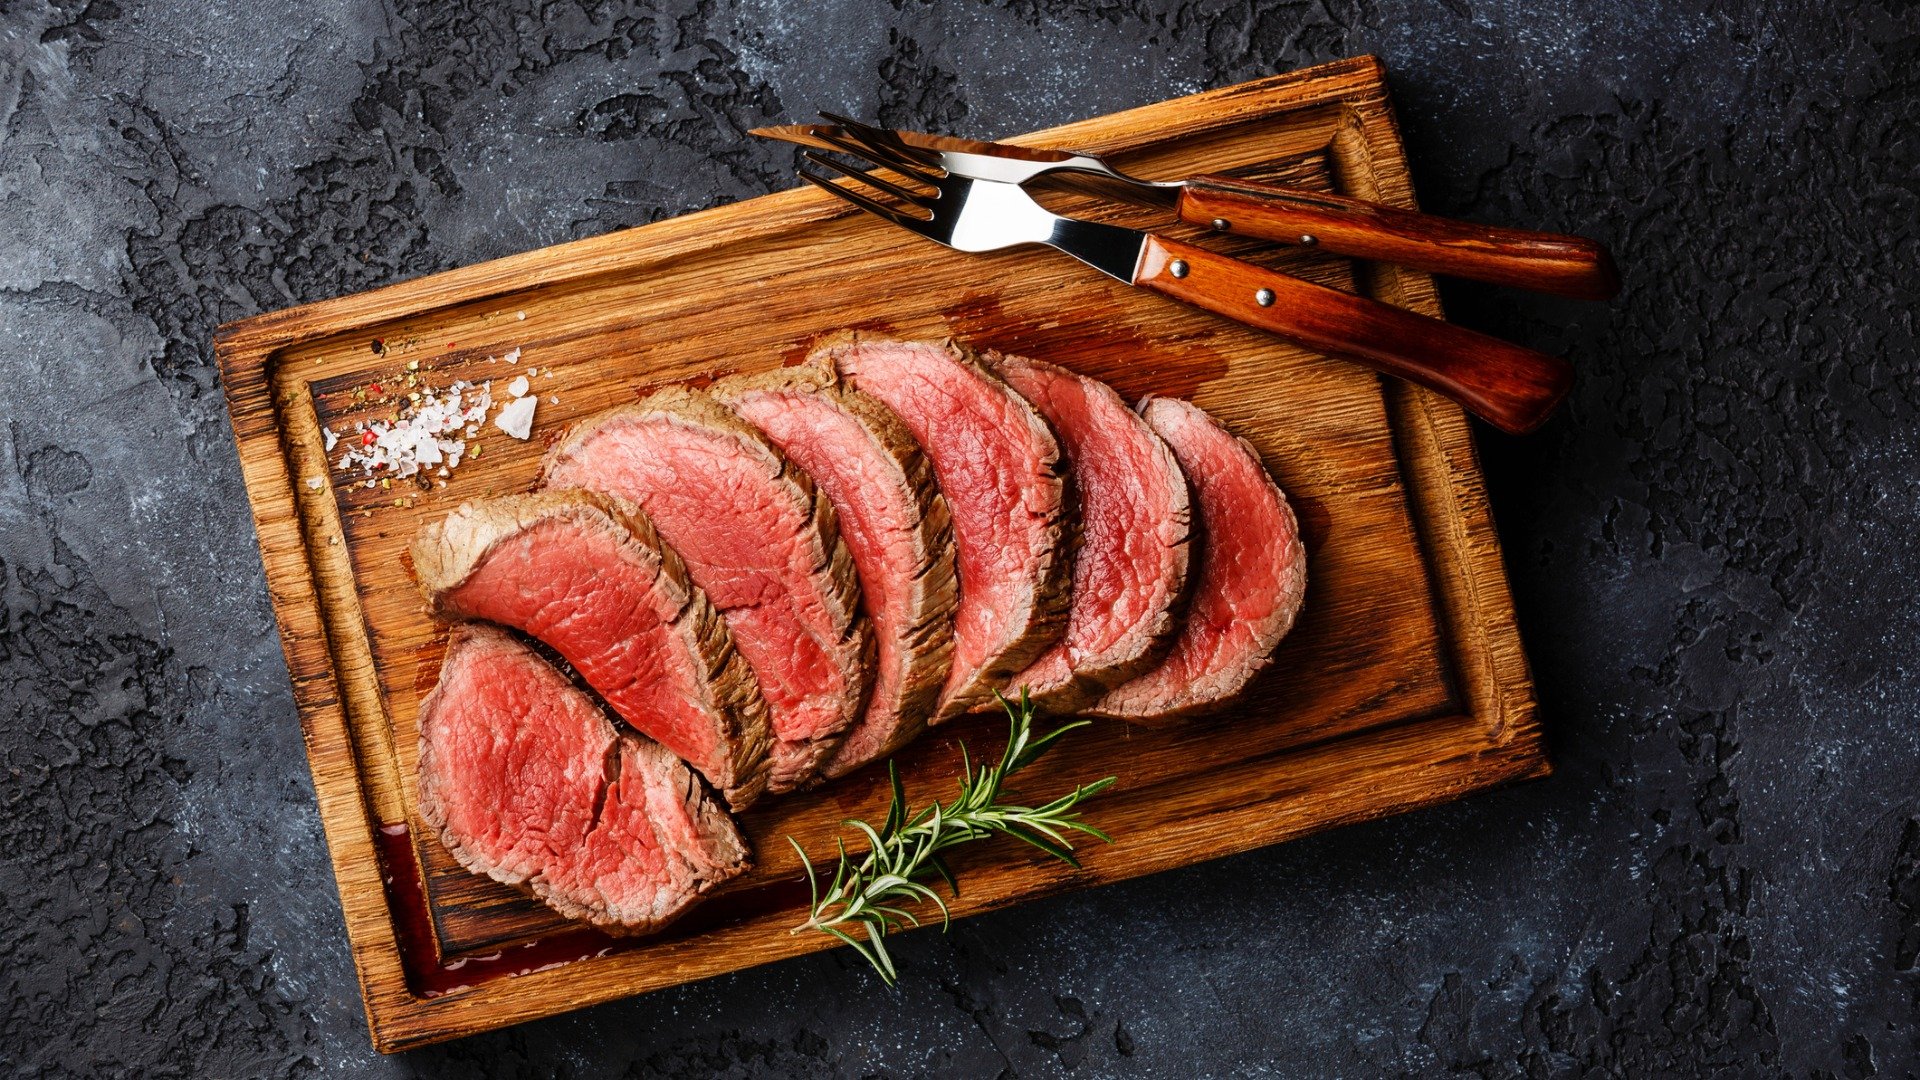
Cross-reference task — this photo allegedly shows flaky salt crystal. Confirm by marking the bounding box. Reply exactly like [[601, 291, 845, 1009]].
[[494, 395, 537, 440]]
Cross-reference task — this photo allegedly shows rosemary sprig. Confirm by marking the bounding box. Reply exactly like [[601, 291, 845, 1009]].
[[787, 691, 1116, 984]]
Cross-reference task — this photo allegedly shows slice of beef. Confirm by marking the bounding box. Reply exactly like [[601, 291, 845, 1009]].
[[1091, 397, 1307, 721], [712, 364, 958, 780], [542, 387, 871, 793], [411, 490, 772, 808], [817, 335, 1071, 718], [416, 624, 750, 934], [987, 353, 1194, 712]]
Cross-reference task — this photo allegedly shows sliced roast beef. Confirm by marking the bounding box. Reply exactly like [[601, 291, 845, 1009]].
[[411, 490, 772, 808], [416, 624, 749, 933], [817, 335, 1071, 718], [1091, 397, 1307, 721], [542, 387, 871, 793], [987, 353, 1194, 712], [712, 365, 958, 780]]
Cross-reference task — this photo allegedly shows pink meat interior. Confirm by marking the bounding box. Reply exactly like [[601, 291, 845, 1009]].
[[545, 416, 852, 778], [837, 344, 1054, 703], [997, 360, 1187, 692], [441, 514, 729, 784], [1124, 399, 1299, 698], [728, 389, 915, 764], [419, 632, 712, 924]]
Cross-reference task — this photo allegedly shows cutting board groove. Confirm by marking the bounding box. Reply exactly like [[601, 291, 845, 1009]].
[[217, 56, 1545, 1053]]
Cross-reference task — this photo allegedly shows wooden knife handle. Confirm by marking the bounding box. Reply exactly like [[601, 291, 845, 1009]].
[[1134, 236, 1572, 435], [1176, 176, 1620, 301]]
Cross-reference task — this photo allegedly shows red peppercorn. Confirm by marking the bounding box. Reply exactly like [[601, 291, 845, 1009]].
[[362, 430, 375, 447]]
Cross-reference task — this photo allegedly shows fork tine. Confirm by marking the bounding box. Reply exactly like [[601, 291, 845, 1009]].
[[819, 111, 943, 168], [798, 167, 933, 235], [802, 151, 937, 211], [809, 125, 943, 184]]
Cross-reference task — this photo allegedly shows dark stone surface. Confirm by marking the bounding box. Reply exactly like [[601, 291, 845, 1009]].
[[2, 0, 1916, 1075]]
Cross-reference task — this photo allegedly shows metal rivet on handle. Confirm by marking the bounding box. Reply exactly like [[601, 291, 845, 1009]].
[[1169, 259, 1189, 278], [1298, 234, 1318, 246], [1211, 218, 1231, 231], [1255, 288, 1276, 307]]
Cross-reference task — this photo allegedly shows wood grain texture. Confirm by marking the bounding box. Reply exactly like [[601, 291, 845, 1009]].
[[1176, 175, 1622, 299], [214, 55, 1548, 1053]]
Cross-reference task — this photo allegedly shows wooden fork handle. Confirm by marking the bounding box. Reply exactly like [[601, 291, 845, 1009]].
[[1134, 236, 1572, 435], [1176, 176, 1620, 301]]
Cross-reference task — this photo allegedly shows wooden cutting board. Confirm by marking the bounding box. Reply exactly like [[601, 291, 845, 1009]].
[[217, 55, 1547, 1053]]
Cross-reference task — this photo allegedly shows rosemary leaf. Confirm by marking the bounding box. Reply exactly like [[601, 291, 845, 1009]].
[[788, 691, 1115, 985]]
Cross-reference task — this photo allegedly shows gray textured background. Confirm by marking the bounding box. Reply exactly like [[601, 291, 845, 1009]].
[[3, 0, 1917, 1076]]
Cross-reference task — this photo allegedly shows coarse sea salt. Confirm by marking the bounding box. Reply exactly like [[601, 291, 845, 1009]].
[[494, 394, 537, 440], [336, 380, 493, 480]]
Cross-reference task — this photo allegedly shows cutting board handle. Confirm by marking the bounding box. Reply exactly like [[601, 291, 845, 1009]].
[[1134, 236, 1573, 435]]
